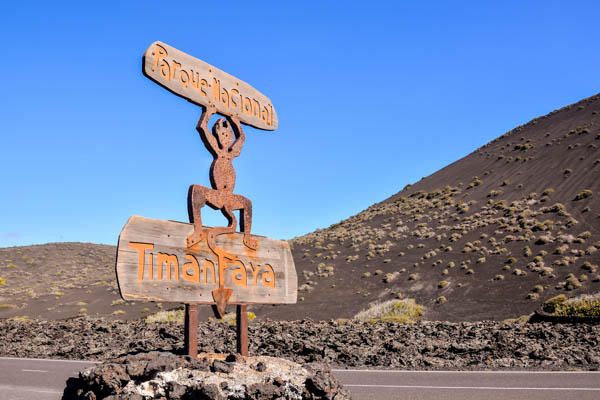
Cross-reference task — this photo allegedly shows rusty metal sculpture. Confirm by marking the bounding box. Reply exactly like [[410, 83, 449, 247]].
[[186, 105, 257, 317]]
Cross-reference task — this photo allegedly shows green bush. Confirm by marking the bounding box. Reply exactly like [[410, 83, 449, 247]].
[[353, 299, 424, 323], [574, 190, 593, 200], [543, 294, 567, 313], [552, 294, 600, 317], [144, 308, 185, 323]]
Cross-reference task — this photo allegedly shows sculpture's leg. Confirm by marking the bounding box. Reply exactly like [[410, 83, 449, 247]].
[[186, 185, 208, 248], [231, 194, 257, 250], [206, 204, 237, 252]]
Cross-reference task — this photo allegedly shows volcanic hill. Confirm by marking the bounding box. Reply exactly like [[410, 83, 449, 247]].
[[0, 94, 599, 322]]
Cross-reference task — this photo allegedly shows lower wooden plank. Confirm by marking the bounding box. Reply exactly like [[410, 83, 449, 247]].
[[115, 215, 297, 304]]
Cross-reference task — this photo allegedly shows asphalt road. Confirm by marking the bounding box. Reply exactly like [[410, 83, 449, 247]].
[[1, 357, 599, 400]]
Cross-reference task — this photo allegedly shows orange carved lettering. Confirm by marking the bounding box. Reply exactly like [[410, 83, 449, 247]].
[[157, 253, 179, 280], [182, 254, 200, 283], [203, 259, 216, 284], [159, 59, 170, 80], [261, 105, 269, 124], [190, 70, 199, 89], [230, 89, 240, 112], [200, 79, 209, 97], [252, 99, 260, 118], [262, 264, 275, 289], [231, 259, 247, 287], [179, 69, 189, 88], [220, 87, 229, 108], [212, 78, 220, 102], [128, 242, 154, 281], [243, 97, 252, 115], [170, 60, 181, 81], [153, 44, 168, 70], [248, 262, 260, 285]]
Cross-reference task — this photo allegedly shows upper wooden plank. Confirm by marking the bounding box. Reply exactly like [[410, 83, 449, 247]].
[[115, 216, 296, 304], [143, 41, 278, 131]]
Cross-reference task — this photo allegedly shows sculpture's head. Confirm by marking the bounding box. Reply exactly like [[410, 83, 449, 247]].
[[213, 118, 233, 149]]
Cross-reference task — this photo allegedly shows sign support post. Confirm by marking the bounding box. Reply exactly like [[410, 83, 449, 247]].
[[236, 304, 248, 356], [184, 303, 198, 357]]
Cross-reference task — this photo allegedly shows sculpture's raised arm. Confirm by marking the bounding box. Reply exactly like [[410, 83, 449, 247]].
[[228, 114, 245, 157], [196, 106, 219, 157]]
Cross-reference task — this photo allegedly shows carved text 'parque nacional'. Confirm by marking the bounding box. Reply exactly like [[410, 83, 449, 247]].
[[142, 41, 278, 131]]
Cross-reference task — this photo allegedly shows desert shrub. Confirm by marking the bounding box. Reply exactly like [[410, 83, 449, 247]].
[[145, 308, 185, 323], [513, 268, 526, 276], [477, 257, 486, 264], [362, 272, 371, 278], [441, 269, 449, 276], [7, 264, 16, 268], [0, 277, 5, 285], [506, 257, 517, 264], [353, 299, 424, 323], [408, 273, 418, 281], [543, 294, 567, 313], [466, 269, 474, 275], [533, 285, 544, 293], [542, 188, 554, 196], [494, 275, 505, 280], [582, 261, 598, 272], [374, 269, 383, 275], [0, 304, 17, 309], [221, 311, 256, 325], [502, 265, 511, 271], [527, 293, 539, 300], [383, 272, 399, 283], [112, 310, 126, 315], [574, 190, 593, 200], [523, 246, 532, 257], [564, 169, 572, 174], [565, 274, 582, 290], [551, 294, 600, 317], [438, 280, 449, 288]]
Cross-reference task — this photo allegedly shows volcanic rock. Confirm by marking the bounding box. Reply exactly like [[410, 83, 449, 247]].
[[63, 351, 351, 399]]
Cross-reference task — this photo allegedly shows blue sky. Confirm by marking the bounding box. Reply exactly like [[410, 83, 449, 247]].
[[1, 1, 599, 247]]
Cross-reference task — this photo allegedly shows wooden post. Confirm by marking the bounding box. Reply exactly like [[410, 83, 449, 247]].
[[184, 303, 198, 357], [236, 304, 248, 356]]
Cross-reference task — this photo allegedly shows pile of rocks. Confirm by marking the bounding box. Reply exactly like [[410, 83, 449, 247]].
[[63, 351, 350, 399], [0, 317, 599, 370]]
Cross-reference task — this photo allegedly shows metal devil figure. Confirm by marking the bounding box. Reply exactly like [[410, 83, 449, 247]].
[[115, 41, 297, 356]]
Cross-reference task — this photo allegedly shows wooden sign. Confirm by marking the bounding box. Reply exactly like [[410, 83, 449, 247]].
[[142, 41, 278, 131], [115, 216, 297, 304]]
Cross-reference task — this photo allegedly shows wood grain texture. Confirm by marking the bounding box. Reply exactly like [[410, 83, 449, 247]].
[[143, 41, 278, 131], [115, 216, 296, 304]]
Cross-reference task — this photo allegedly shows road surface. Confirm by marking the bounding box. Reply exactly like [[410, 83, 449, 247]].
[[1, 357, 599, 399]]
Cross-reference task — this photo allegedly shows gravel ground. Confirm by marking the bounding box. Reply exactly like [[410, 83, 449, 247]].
[[1, 317, 598, 370]]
